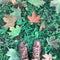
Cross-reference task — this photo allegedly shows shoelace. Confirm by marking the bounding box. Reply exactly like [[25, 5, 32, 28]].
[[20, 47, 28, 60], [32, 47, 40, 58]]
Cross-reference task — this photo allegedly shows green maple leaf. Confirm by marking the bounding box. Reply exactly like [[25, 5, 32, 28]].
[[50, 0, 60, 13], [6, 48, 20, 60], [8, 25, 21, 38], [28, 0, 45, 8], [47, 36, 60, 49], [10, 7, 21, 19]]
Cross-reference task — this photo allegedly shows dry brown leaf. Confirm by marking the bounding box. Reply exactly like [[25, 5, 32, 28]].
[[10, 0, 17, 5], [14, 1, 27, 9], [39, 21, 45, 31], [27, 11, 40, 23], [3, 14, 16, 28], [14, 2, 24, 8], [42, 53, 52, 60]]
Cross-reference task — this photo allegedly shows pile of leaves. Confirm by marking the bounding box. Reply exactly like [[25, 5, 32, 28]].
[[0, 0, 60, 60]]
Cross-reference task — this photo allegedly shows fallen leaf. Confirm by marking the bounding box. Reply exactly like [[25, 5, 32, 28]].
[[27, 11, 40, 23], [47, 36, 60, 49], [15, 1, 27, 8], [42, 53, 52, 60], [10, 0, 17, 5], [6, 48, 20, 60], [50, 0, 60, 13], [0, 0, 9, 4], [40, 21, 45, 31], [8, 25, 21, 38], [14, 2, 24, 8], [10, 7, 21, 20], [3, 14, 16, 28], [28, 0, 45, 8]]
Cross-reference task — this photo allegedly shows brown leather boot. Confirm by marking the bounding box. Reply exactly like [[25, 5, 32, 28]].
[[32, 40, 41, 60], [19, 41, 29, 60]]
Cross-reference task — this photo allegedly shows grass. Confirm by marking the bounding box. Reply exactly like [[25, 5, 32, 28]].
[[0, 0, 60, 60]]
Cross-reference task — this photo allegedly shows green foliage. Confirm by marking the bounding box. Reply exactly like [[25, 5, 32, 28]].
[[0, 0, 9, 4], [16, 0, 21, 2], [6, 48, 20, 60], [50, 0, 60, 13], [8, 25, 21, 38], [0, 27, 7, 34], [28, 0, 45, 8], [47, 36, 60, 49], [10, 7, 21, 19]]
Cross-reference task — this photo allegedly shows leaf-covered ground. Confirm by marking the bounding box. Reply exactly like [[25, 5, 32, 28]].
[[0, 0, 60, 60]]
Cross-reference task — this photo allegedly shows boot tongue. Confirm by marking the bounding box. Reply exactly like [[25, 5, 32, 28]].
[[33, 40, 40, 47], [19, 41, 25, 48]]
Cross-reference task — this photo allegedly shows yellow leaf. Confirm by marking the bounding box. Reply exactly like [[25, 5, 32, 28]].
[[3, 14, 16, 28]]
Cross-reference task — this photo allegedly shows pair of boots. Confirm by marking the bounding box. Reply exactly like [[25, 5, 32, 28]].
[[19, 40, 41, 60]]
